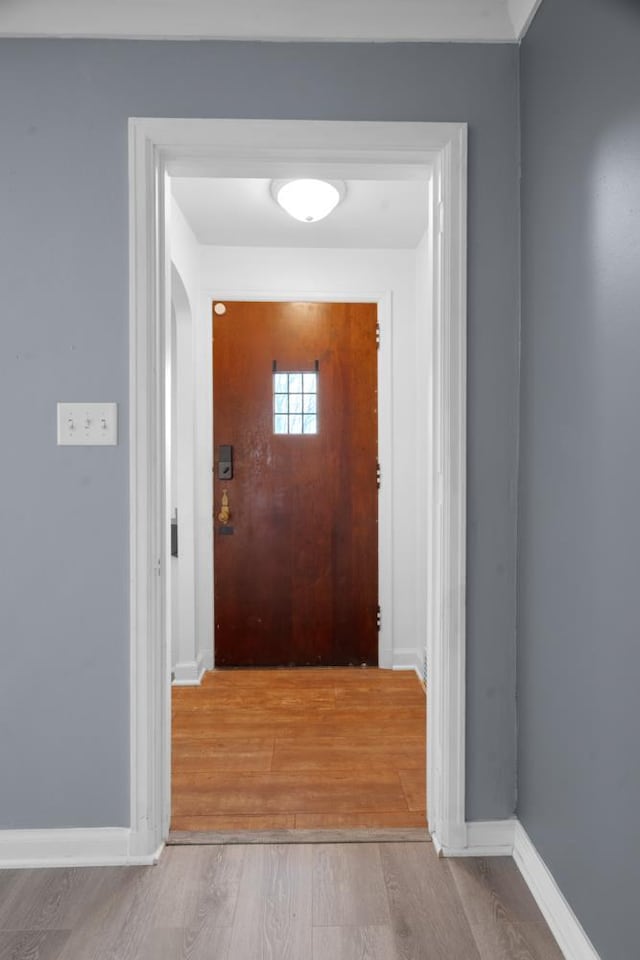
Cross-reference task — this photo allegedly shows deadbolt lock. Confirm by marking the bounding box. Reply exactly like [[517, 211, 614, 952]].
[[218, 444, 233, 480]]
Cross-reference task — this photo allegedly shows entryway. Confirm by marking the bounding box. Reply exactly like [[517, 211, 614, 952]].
[[169, 190, 426, 835], [172, 275, 424, 834], [129, 118, 467, 857]]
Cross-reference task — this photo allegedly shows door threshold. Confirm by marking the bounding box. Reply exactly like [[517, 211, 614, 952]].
[[167, 827, 431, 846]]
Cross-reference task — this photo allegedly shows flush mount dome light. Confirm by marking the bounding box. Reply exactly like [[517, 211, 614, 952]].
[[271, 178, 346, 223]]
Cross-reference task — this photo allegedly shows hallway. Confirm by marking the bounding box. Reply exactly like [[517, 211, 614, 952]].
[[171, 668, 426, 833], [0, 843, 563, 959]]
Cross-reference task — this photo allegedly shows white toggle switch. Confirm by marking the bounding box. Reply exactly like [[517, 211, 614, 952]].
[[57, 403, 118, 446]]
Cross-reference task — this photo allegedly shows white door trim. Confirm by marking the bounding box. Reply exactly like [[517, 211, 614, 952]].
[[128, 118, 467, 855]]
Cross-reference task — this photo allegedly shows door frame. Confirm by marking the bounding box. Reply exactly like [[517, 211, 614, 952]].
[[128, 118, 468, 855]]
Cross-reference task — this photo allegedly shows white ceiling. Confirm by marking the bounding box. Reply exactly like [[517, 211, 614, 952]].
[[172, 178, 428, 250], [0, 0, 543, 41]]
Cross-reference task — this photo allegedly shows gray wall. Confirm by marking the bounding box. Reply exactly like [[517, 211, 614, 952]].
[[518, 1, 640, 956], [0, 40, 519, 828]]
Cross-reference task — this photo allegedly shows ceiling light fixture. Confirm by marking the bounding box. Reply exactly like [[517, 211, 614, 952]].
[[271, 178, 346, 223]]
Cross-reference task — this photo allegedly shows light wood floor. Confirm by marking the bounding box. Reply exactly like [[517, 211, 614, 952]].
[[0, 844, 564, 959], [171, 667, 426, 832]]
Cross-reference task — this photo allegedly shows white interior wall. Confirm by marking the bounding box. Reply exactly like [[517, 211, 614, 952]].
[[170, 304, 178, 673], [415, 227, 433, 683], [169, 198, 207, 682], [194, 243, 428, 670]]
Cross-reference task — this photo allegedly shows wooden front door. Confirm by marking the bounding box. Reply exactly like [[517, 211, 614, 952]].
[[212, 301, 378, 667]]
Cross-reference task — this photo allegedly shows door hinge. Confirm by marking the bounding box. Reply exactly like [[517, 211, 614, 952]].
[[376, 323, 381, 349], [376, 605, 381, 632], [376, 459, 381, 490]]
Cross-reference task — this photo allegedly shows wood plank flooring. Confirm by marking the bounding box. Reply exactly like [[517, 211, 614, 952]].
[[171, 667, 426, 832], [0, 845, 564, 959]]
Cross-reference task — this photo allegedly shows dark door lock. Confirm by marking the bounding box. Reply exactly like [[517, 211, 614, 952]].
[[218, 444, 234, 480]]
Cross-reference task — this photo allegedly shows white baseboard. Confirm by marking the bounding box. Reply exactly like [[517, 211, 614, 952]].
[[392, 665, 424, 684], [0, 828, 163, 869], [391, 648, 422, 673], [200, 649, 214, 672], [172, 657, 205, 686], [513, 823, 601, 960], [437, 819, 516, 858]]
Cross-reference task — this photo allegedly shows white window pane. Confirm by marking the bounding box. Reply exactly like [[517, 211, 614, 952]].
[[273, 370, 319, 436], [274, 415, 288, 434], [303, 373, 317, 393], [303, 414, 317, 434]]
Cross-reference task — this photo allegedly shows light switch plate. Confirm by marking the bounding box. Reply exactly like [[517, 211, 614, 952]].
[[57, 402, 118, 446]]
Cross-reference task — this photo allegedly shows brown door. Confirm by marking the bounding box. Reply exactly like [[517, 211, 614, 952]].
[[212, 301, 378, 667]]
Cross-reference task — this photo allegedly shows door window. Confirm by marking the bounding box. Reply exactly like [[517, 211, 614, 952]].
[[273, 371, 318, 435]]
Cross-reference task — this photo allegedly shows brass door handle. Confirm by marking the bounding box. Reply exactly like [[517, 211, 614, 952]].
[[217, 489, 231, 524]]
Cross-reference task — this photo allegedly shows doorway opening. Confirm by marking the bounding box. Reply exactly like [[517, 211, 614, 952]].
[[168, 178, 428, 833], [129, 119, 467, 856]]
